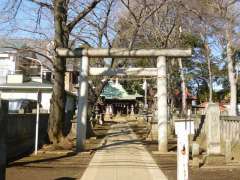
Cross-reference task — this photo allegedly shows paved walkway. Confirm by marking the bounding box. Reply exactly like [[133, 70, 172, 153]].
[[80, 121, 168, 180]]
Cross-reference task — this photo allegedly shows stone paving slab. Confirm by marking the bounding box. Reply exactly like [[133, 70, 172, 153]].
[[80, 121, 168, 180]]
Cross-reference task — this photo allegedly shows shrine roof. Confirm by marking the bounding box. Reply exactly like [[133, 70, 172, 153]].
[[100, 80, 143, 100]]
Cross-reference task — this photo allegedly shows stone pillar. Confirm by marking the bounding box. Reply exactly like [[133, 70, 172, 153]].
[[225, 139, 232, 163], [147, 110, 158, 141], [0, 100, 8, 180], [104, 105, 111, 120], [157, 56, 168, 152], [205, 103, 224, 164], [192, 142, 200, 168], [76, 56, 89, 152], [126, 105, 129, 115], [116, 104, 121, 117], [130, 104, 135, 116], [206, 103, 221, 154], [109, 105, 113, 115], [107, 105, 110, 114]]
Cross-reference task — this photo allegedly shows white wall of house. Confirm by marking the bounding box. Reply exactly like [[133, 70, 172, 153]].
[[0, 53, 16, 84], [1, 91, 75, 113]]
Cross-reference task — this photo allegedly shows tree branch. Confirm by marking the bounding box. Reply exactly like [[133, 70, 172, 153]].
[[27, 0, 53, 11], [140, 0, 167, 25], [22, 56, 52, 71], [3, 46, 53, 64], [67, 0, 102, 32]]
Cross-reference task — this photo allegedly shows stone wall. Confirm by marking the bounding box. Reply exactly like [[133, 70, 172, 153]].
[[7, 113, 49, 160], [0, 100, 8, 180]]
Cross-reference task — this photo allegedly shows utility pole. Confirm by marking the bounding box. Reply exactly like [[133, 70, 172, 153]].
[[34, 90, 42, 155]]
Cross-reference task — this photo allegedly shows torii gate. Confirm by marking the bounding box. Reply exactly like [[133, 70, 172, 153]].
[[57, 48, 192, 152]]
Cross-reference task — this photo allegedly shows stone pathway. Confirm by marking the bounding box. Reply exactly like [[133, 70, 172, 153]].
[[80, 121, 168, 180]]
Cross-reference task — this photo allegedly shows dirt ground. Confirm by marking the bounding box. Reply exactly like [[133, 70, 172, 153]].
[[7, 152, 92, 180], [129, 118, 240, 180], [6, 118, 240, 180], [6, 122, 111, 180]]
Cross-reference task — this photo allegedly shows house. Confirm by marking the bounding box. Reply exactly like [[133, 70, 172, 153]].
[[0, 48, 18, 84], [0, 46, 51, 84], [0, 39, 79, 94], [0, 76, 76, 113], [0, 39, 91, 119]]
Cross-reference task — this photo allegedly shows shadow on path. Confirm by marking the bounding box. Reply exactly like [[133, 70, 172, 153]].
[[55, 177, 76, 180], [7, 152, 77, 167]]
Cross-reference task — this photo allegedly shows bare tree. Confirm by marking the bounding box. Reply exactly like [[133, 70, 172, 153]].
[[118, 0, 167, 49], [1, 0, 103, 145], [115, 0, 193, 114], [181, 0, 240, 115]]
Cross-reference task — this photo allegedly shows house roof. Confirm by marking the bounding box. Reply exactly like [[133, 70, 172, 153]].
[[0, 81, 77, 97], [100, 80, 143, 100], [0, 47, 17, 53], [0, 81, 53, 90], [174, 89, 197, 100]]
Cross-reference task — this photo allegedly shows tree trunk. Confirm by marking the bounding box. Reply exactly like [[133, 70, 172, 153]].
[[178, 58, 186, 115], [205, 43, 213, 102], [226, 27, 237, 116], [48, 0, 69, 144]]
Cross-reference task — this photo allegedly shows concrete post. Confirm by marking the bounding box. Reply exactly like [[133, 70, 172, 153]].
[[205, 103, 225, 165], [206, 103, 221, 155], [225, 139, 232, 163], [192, 142, 200, 168], [157, 56, 168, 152], [177, 132, 189, 180], [0, 100, 8, 180], [76, 56, 89, 152]]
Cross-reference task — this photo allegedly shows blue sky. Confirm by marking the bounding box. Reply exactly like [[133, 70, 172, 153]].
[[0, 0, 54, 39], [0, 0, 118, 47]]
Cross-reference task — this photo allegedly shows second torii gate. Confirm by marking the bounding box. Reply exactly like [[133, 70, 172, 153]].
[[57, 48, 192, 152]]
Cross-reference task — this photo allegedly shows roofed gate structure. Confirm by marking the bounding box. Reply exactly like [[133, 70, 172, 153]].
[[100, 79, 143, 116], [57, 48, 192, 152]]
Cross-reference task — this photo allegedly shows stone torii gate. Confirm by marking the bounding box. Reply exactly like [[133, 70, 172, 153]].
[[57, 48, 192, 152]]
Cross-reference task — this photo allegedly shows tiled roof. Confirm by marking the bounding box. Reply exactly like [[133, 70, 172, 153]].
[[101, 81, 143, 100], [0, 81, 52, 90]]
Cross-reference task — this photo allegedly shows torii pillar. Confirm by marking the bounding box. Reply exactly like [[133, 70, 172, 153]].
[[157, 56, 168, 152], [76, 56, 89, 152]]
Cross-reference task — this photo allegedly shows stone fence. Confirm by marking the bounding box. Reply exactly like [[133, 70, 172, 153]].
[[192, 114, 240, 145], [220, 116, 240, 144], [7, 113, 49, 160]]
